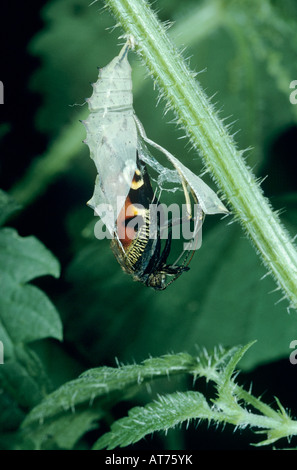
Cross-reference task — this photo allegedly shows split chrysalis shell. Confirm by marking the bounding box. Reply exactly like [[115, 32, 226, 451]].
[[83, 42, 138, 235]]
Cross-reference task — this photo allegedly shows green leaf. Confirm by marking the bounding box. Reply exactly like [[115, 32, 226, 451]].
[[0, 272, 62, 346], [217, 342, 256, 390], [0, 192, 64, 448], [93, 391, 210, 450], [0, 228, 60, 283], [23, 353, 197, 427], [0, 388, 25, 433], [91, 345, 297, 449], [0, 353, 43, 412], [0, 346, 50, 437], [0, 225, 62, 355], [22, 345, 297, 449], [22, 408, 103, 450]]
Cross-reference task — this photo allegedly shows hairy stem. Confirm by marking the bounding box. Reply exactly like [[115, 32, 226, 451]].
[[104, 0, 297, 309]]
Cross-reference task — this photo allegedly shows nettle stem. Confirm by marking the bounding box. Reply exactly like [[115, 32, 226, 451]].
[[105, 0, 297, 309]]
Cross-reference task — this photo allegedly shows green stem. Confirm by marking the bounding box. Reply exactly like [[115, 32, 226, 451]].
[[105, 0, 297, 309]]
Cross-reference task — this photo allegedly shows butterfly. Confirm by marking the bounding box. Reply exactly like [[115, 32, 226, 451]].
[[83, 39, 228, 290]]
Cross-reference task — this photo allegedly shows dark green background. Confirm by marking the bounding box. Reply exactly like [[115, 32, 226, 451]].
[[1, 0, 297, 449]]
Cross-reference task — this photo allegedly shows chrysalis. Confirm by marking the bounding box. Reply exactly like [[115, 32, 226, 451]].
[[83, 40, 137, 235], [83, 39, 228, 290]]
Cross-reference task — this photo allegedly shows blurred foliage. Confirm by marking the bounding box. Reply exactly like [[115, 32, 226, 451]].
[[0, 190, 62, 448], [1, 0, 297, 450]]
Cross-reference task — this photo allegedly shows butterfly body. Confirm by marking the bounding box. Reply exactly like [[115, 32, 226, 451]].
[[111, 155, 190, 290]]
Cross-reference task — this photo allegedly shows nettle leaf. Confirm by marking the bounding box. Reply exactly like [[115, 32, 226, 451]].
[[93, 344, 297, 449], [22, 348, 241, 449], [0, 341, 54, 439], [0, 226, 62, 359], [22, 345, 297, 449], [0, 272, 61, 346], [23, 353, 197, 428], [94, 391, 210, 450], [0, 228, 59, 283], [0, 192, 63, 442], [0, 348, 45, 412], [22, 408, 104, 450], [21, 352, 198, 449]]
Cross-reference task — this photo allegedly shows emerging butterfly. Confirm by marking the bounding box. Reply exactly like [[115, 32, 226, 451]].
[[110, 151, 200, 290], [83, 38, 228, 290]]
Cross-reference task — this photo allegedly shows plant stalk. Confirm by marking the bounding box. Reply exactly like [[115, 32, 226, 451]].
[[105, 0, 297, 309]]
